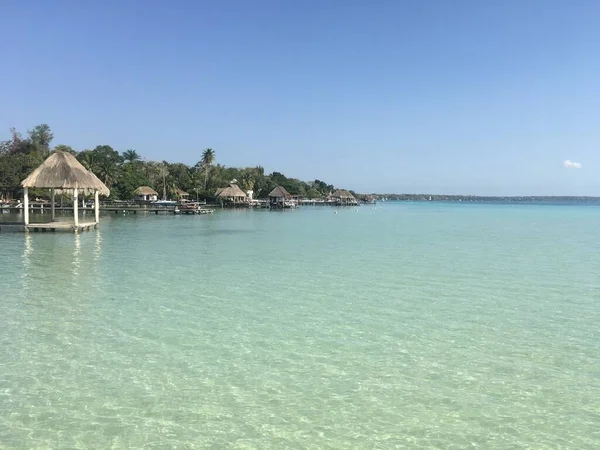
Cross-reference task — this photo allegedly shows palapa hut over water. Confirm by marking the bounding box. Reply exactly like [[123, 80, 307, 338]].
[[216, 183, 247, 206], [21, 151, 110, 229], [331, 189, 357, 206], [268, 186, 290, 209], [133, 186, 158, 202]]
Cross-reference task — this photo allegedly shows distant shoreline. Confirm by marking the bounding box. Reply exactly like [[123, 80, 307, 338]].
[[370, 194, 600, 202]]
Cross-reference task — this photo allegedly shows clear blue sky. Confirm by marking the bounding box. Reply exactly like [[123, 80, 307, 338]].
[[1, 0, 599, 195]]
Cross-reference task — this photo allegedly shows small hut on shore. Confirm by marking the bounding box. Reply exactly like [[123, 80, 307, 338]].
[[268, 186, 290, 209], [134, 186, 158, 202], [173, 188, 189, 201], [216, 183, 247, 206], [21, 151, 110, 228], [331, 189, 357, 206]]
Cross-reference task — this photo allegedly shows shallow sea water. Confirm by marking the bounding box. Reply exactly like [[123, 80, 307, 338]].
[[1, 203, 599, 448]]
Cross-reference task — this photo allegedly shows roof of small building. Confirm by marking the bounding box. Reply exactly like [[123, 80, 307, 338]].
[[134, 186, 158, 196], [216, 183, 247, 198], [332, 189, 355, 199], [268, 186, 290, 198], [21, 151, 110, 196]]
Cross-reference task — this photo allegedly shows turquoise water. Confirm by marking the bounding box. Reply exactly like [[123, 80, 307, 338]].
[[1, 203, 599, 448]]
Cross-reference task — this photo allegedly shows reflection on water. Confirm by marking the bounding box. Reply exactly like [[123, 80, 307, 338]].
[[22, 233, 32, 264], [93, 230, 102, 262], [21, 233, 32, 295], [3, 207, 600, 448], [18, 230, 105, 297], [72, 232, 81, 279]]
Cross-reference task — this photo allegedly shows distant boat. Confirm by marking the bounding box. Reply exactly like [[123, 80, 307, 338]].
[[429, 196, 432, 201]]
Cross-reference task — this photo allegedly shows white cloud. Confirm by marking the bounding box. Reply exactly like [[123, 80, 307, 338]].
[[563, 160, 582, 169]]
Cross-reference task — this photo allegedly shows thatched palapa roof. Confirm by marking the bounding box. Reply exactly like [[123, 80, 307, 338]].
[[332, 189, 355, 199], [134, 186, 158, 196], [175, 189, 189, 196], [268, 186, 290, 198], [216, 184, 246, 198], [21, 151, 110, 196]]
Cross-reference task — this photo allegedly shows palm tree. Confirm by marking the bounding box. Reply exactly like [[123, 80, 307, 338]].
[[123, 149, 140, 163], [240, 169, 255, 191], [201, 148, 215, 190], [160, 163, 169, 200], [78, 150, 98, 173]]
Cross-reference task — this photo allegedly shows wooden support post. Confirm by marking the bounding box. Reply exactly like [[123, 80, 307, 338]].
[[94, 190, 100, 224], [73, 189, 79, 227], [23, 187, 29, 225], [51, 188, 56, 222]]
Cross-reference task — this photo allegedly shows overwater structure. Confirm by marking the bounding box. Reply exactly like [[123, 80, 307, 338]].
[[18, 151, 110, 231]]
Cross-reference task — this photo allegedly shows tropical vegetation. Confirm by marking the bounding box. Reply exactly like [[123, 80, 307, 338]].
[[0, 124, 336, 201]]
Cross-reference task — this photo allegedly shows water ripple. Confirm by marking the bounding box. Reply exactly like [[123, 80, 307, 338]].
[[1, 205, 599, 448]]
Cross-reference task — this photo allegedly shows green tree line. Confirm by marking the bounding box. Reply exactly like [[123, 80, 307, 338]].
[[0, 124, 337, 201]]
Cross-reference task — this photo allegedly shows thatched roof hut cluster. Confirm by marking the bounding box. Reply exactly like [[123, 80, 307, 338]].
[[263, 185, 359, 207]]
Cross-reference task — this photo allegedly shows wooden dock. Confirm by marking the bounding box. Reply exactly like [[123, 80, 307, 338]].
[[3, 205, 218, 215], [26, 221, 98, 232], [4, 206, 174, 214], [0, 221, 98, 232]]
